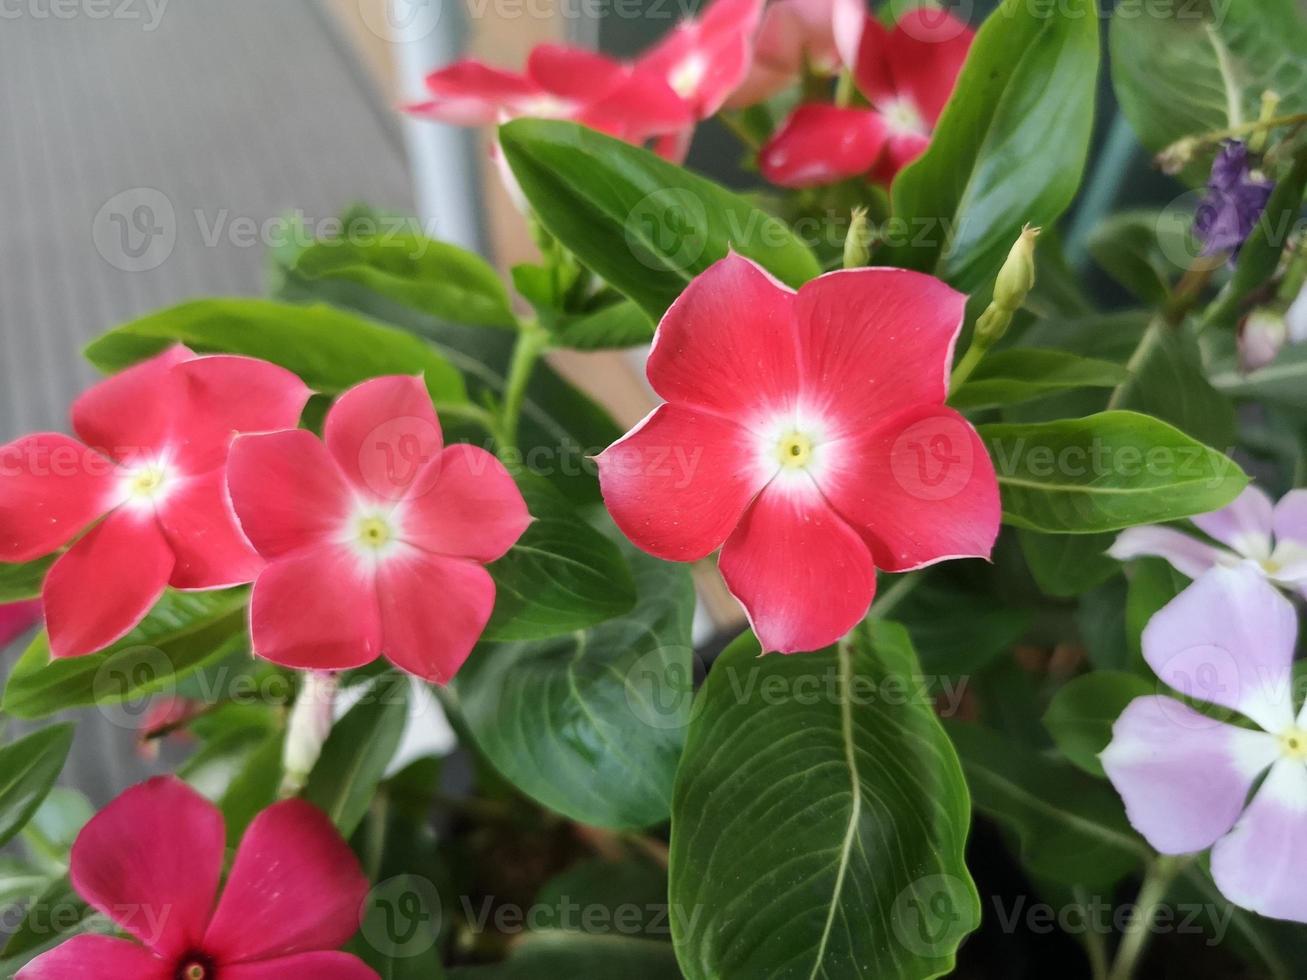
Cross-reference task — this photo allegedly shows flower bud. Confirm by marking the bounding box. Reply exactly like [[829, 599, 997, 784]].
[[1157, 137, 1199, 176], [281, 671, 339, 796], [992, 224, 1040, 314], [843, 207, 873, 269], [1239, 307, 1288, 373]]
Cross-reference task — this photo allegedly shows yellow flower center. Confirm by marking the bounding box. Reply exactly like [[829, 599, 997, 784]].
[[182, 961, 208, 980], [1280, 726, 1307, 760], [128, 465, 167, 500], [669, 55, 706, 99], [776, 432, 814, 469], [356, 515, 393, 551]]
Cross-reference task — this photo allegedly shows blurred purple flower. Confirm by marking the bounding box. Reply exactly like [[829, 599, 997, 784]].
[[1193, 140, 1274, 257]]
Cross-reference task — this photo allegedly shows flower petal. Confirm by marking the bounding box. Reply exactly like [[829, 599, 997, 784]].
[[819, 404, 999, 571], [71, 346, 193, 461], [759, 104, 887, 187], [599, 404, 773, 562], [249, 546, 381, 671], [324, 376, 443, 502], [1192, 485, 1275, 562], [646, 253, 801, 424], [204, 799, 370, 963], [1272, 488, 1307, 550], [165, 355, 310, 473], [581, 71, 696, 143], [868, 129, 930, 183], [719, 481, 875, 653], [16, 935, 170, 980], [880, 8, 973, 123], [1210, 759, 1307, 923], [1142, 564, 1298, 733], [400, 445, 529, 563], [639, 0, 762, 117], [227, 430, 353, 559], [793, 267, 966, 431], [409, 60, 539, 125], [221, 953, 380, 980], [70, 777, 224, 959], [44, 509, 174, 659], [0, 600, 41, 647], [1100, 696, 1279, 855], [1107, 525, 1228, 579], [0, 433, 118, 561], [157, 469, 262, 589], [526, 44, 628, 99], [376, 549, 495, 683]]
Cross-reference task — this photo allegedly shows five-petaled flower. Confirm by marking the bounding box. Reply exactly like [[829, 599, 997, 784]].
[[1102, 565, 1307, 923], [596, 253, 1000, 653], [1109, 485, 1307, 598], [226, 375, 530, 683], [0, 347, 310, 658], [760, 7, 973, 187], [18, 776, 377, 979]]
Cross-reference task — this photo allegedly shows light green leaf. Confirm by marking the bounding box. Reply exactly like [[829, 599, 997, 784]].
[[0, 726, 74, 849], [980, 411, 1248, 533], [950, 348, 1128, 411], [499, 119, 822, 318], [455, 546, 694, 829], [0, 559, 52, 604], [670, 622, 979, 980], [1043, 672, 1154, 776], [549, 299, 656, 351]]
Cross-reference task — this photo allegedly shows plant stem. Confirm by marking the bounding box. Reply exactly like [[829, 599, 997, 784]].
[[868, 571, 923, 620], [498, 323, 549, 454], [948, 339, 990, 393], [1108, 855, 1186, 980], [434, 400, 498, 434]]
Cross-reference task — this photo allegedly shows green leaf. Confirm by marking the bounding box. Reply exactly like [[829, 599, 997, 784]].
[[549, 299, 656, 351], [0, 558, 52, 604], [0, 875, 95, 967], [454, 546, 694, 829], [1111, 0, 1307, 184], [483, 473, 636, 642], [0, 726, 74, 848], [218, 727, 285, 843], [980, 411, 1248, 533], [1087, 209, 1195, 305], [892, 576, 1032, 677], [1213, 343, 1307, 410], [1017, 529, 1119, 598], [83, 298, 466, 404], [950, 349, 1128, 411], [3, 590, 248, 720], [290, 233, 516, 330], [1043, 672, 1153, 777], [1125, 556, 1190, 671], [449, 933, 681, 979], [1109, 322, 1236, 450], [533, 859, 671, 940], [23, 788, 94, 863], [945, 721, 1149, 890], [886, 0, 1100, 291], [670, 622, 979, 980], [499, 119, 822, 318], [304, 672, 408, 837]]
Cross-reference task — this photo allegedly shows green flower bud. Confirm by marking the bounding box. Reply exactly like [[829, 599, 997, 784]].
[[843, 207, 874, 269], [992, 224, 1040, 314]]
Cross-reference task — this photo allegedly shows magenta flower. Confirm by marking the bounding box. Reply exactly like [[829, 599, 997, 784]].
[[0, 347, 310, 658], [596, 253, 999, 653], [760, 7, 973, 187], [0, 600, 41, 647], [226, 375, 530, 683], [1109, 485, 1307, 596], [18, 777, 376, 978], [1102, 565, 1307, 923], [635, 0, 763, 121]]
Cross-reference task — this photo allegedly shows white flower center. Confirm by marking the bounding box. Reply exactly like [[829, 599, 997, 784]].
[[669, 54, 706, 99], [878, 95, 928, 137], [120, 461, 174, 510]]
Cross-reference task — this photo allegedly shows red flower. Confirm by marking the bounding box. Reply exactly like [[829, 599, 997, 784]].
[[0, 347, 310, 658], [226, 376, 530, 683], [596, 254, 999, 653], [760, 7, 973, 187], [636, 0, 764, 119], [18, 777, 375, 980], [725, 0, 852, 109], [0, 600, 40, 647]]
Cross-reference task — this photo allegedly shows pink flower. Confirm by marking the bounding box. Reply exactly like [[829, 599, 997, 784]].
[[225, 376, 530, 683], [136, 696, 204, 759], [1109, 485, 1307, 597], [636, 0, 764, 119], [0, 347, 310, 659], [0, 600, 41, 647], [406, 44, 693, 151], [19, 777, 376, 979], [1102, 565, 1307, 923], [760, 7, 973, 187], [725, 0, 854, 109], [596, 254, 999, 653]]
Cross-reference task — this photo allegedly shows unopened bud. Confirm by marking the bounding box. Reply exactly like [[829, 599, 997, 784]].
[[992, 224, 1040, 314], [843, 207, 874, 269], [281, 671, 339, 796], [1157, 137, 1199, 176], [1239, 307, 1288, 373]]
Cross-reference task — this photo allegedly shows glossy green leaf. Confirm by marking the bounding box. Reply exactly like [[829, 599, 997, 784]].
[[980, 411, 1248, 533], [0, 726, 74, 849], [2, 590, 248, 720], [1087, 209, 1195, 305], [1043, 672, 1153, 777], [549, 299, 656, 351], [304, 673, 408, 837], [0, 875, 95, 968], [1018, 529, 1119, 598], [886, 0, 1100, 291], [83, 298, 466, 404], [290, 233, 516, 329], [1125, 556, 1190, 672], [499, 119, 821, 318], [455, 546, 694, 829], [533, 859, 671, 940], [483, 473, 636, 642], [670, 622, 979, 980], [0, 558, 52, 604], [449, 933, 681, 979], [950, 349, 1128, 411], [891, 576, 1032, 678], [218, 728, 285, 843], [945, 721, 1148, 890]]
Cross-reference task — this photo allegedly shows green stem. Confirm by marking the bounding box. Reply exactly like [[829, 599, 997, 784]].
[[433, 400, 498, 434], [834, 70, 855, 109], [498, 323, 549, 454], [1108, 855, 1187, 980], [948, 339, 990, 393], [867, 571, 923, 620]]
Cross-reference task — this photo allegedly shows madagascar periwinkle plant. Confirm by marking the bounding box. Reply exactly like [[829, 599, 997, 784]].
[[3, 0, 1307, 977]]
